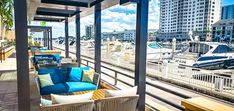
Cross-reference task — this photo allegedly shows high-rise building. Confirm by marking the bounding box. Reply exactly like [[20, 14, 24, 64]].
[[159, 0, 221, 41], [221, 4, 234, 20], [85, 25, 94, 39]]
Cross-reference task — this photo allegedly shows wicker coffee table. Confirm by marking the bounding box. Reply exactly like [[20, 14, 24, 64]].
[[73, 89, 106, 100], [43, 89, 107, 100]]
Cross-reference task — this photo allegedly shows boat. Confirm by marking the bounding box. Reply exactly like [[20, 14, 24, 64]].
[[173, 41, 234, 69], [117, 42, 174, 63], [146, 42, 173, 61]]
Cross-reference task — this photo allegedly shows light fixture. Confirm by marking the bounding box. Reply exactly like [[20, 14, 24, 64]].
[[119, 0, 138, 6]]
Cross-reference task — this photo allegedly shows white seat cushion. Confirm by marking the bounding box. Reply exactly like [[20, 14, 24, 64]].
[[51, 91, 93, 104], [41, 98, 52, 106], [105, 86, 137, 97]]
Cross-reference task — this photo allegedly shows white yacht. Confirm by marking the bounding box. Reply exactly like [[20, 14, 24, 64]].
[[146, 42, 173, 61], [173, 42, 234, 69], [120, 42, 174, 63]]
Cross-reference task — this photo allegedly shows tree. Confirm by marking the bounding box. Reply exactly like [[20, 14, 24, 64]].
[[0, 0, 14, 40]]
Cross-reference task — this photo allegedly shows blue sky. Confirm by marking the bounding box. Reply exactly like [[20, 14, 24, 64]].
[[30, 0, 234, 38], [222, 0, 234, 6]]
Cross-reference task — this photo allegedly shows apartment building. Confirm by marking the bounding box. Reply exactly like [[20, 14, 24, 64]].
[[158, 0, 221, 41]]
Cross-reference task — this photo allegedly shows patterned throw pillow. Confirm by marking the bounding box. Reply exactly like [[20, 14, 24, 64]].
[[82, 69, 95, 83], [38, 74, 54, 88]]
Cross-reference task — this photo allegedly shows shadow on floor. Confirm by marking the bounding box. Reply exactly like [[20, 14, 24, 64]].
[[8, 52, 16, 58]]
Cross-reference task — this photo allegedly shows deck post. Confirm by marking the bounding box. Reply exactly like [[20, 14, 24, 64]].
[[13, 0, 30, 110], [43, 30, 46, 47], [47, 29, 50, 49], [50, 28, 53, 50], [94, 3, 101, 74], [76, 13, 81, 67], [134, 0, 149, 111], [65, 17, 69, 58]]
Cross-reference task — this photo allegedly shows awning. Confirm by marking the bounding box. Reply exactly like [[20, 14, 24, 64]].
[[27, 0, 119, 22]]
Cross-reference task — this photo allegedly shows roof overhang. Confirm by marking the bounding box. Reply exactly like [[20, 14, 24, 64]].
[[27, 0, 119, 22], [33, 16, 65, 22]]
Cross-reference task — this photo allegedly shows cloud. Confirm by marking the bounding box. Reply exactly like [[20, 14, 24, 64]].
[[79, 0, 160, 35], [30, 0, 160, 38]]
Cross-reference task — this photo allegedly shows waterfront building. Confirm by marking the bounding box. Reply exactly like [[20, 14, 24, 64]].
[[123, 29, 135, 41], [102, 30, 124, 41], [85, 25, 94, 39], [102, 29, 157, 41], [158, 0, 221, 41], [211, 20, 234, 42], [221, 4, 234, 20]]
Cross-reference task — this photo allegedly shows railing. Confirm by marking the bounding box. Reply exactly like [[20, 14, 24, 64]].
[[80, 57, 187, 110], [0, 44, 13, 63], [155, 62, 234, 98]]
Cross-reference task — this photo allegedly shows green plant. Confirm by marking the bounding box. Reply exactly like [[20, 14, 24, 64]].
[[0, 0, 13, 40]]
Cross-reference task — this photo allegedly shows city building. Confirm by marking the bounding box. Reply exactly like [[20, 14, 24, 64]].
[[85, 25, 94, 39], [148, 29, 158, 41], [221, 4, 234, 20], [102, 29, 157, 41], [211, 20, 234, 42], [123, 29, 135, 41], [159, 0, 221, 41], [102, 30, 123, 41]]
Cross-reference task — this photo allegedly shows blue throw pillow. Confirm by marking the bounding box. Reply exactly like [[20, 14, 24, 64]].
[[68, 67, 89, 82], [38, 68, 65, 84], [51, 54, 61, 61]]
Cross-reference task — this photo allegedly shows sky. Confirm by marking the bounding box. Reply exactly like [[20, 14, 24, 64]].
[[30, 0, 234, 38]]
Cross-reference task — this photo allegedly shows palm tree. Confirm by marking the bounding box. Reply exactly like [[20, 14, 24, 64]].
[[0, 0, 14, 40]]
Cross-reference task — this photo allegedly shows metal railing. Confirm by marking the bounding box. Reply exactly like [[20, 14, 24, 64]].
[[155, 62, 234, 98], [79, 57, 187, 110]]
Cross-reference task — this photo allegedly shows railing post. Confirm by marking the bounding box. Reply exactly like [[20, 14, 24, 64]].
[[114, 72, 117, 85], [65, 17, 69, 58], [211, 73, 214, 90]]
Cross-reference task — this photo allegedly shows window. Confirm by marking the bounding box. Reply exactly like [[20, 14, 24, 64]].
[[213, 45, 234, 53]]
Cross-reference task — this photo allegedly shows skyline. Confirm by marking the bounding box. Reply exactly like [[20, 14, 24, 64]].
[[30, 0, 234, 38]]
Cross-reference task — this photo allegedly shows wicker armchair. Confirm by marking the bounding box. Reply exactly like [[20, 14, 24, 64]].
[[40, 100, 94, 111], [94, 95, 139, 111]]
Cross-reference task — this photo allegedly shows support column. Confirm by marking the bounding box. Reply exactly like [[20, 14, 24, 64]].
[[50, 28, 53, 50], [65, 17, 69, 58], [76, 13, 81, 67], [134, 0, 149, 111], [13, 0, 30, 110], [47, 30, 50, 49], [43, 30, 46, 47], [94, 3, 101, 74]]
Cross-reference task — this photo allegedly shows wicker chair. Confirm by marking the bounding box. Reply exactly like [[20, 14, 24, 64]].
[[40, 100, 94, 111], [94, 95, 139, 111]]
